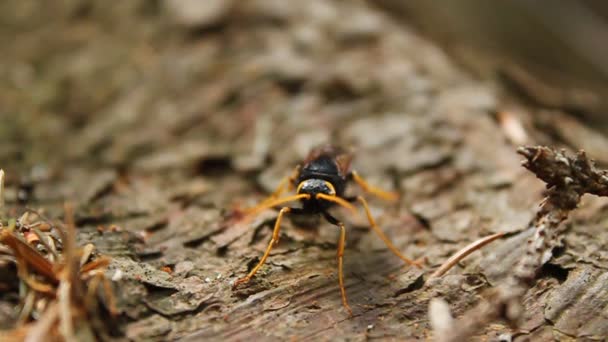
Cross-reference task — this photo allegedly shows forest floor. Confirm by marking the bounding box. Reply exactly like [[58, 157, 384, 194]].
[[1, 1, 608, 341]]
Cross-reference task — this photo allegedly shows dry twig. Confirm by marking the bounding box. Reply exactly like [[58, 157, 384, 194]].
[[429, 232, 505, 279], [0, 198, 117, 341], [434, 146, 608, 342]]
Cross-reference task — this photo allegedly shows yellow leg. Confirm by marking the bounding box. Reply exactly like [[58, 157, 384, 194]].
[[233, 207, 291, 288], [351, 171, 399, 202], [315, 193, 357, 216], [337, 222, 353, 316], [270, 177, 290, 198], [357, 196, 422, 268], [245, 194, 309, 216], [245, 166, 300, 214], [245, 178, 288, 213]]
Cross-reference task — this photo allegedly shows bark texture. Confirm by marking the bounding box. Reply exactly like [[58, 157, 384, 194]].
[[1, 1, 608, 341]]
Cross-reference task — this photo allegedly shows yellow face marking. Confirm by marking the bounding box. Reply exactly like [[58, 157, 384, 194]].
[[323, 181, 336, 196], [296, 181, 305, 194], [296, 180, 336, 196]]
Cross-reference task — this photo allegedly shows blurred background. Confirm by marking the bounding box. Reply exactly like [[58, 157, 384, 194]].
[[2, 0, 607, 176], [2, 1, 608, 340], [379, 0, 608, 132]]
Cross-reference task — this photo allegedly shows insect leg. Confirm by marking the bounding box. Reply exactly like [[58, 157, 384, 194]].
[[249, 166, 301, 211], [233, 207, 292, 288], [355, 196, 423, 268], [244, 194, 310, 216], [315, 193, 357, 215], [350, 170, 399, 202], [323, 212, 353, 316]]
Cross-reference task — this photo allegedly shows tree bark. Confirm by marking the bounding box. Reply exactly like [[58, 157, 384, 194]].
[[1, 1, 608, 341]]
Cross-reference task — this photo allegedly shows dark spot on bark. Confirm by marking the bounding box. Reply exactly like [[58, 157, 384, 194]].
[[197, 157, 233, 177], [538, 263, 569, 283], [394, 274, 425, 297]]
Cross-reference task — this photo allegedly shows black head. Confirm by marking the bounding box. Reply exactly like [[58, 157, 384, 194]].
[[297, 178, 336, 197], [296, 178, 336, 212], [297, 155, 349, 197]]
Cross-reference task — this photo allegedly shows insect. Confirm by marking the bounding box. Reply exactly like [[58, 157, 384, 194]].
[[232, 145, 422, 315]]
